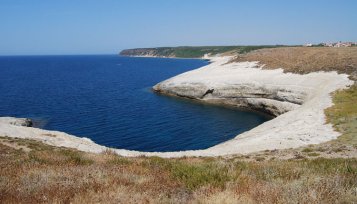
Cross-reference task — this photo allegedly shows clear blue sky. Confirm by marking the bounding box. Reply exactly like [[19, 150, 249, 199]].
[[1, 0, 356, 55]]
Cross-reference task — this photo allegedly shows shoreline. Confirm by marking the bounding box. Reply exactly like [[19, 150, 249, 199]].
[[0, 57, 353, 157], [119, 54, 213, 62]]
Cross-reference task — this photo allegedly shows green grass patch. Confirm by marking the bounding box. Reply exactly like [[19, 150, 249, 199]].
[[255, 156, 265, 161], [305, 158, 357, 175], [145, 156, 235, 190], [169, 161, 233, 190], [60, 149, 94, 165], [107, 156, 132, 165], [325, 85, 357, 145], [302, 148, 314, 153], [307, 152, 320, 157]]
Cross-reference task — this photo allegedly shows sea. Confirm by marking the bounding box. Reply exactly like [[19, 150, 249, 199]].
[[0, 55, 271, 152]]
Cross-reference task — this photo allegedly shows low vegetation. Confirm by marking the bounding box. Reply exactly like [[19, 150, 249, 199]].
[[0, 136, 356, 203], [325, 85, 357, 145], [233, 47, 357, 80], [120, 45, 291, 58]]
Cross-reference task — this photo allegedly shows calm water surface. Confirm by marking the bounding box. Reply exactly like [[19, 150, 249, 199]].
[[0, 55, 270, 151]]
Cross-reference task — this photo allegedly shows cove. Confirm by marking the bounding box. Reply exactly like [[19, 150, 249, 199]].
[[0, 55, 271, 152]]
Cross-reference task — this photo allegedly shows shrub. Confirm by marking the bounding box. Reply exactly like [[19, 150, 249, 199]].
[[169, 161, 232, 190], [307, 152, 320, 157], [302, 148, 314, 153]]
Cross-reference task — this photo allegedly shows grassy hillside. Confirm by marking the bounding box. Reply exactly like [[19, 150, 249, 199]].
[[120, 45, 291, 58], [0, 136, 356, 203], [233, 47, 357, 80]]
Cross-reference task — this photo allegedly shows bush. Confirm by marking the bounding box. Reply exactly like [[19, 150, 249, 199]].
[[302, 148, 314, 153], [170, 162, 232, 190]]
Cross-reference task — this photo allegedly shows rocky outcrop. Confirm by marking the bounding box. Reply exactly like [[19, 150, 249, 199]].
[[154, 82, 303, 116], [0, 117, 33, 127], [0, 117, 107, 153], [153, 59, 308, 117]]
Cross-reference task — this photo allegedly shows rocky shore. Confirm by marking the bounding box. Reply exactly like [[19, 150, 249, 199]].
[[153, 59, 303, 117], [0, 57, 353, 157], [0, 117, 33, 127]]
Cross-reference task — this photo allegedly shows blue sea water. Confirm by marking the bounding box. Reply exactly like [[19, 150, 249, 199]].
[[0, 55, 271, 152]]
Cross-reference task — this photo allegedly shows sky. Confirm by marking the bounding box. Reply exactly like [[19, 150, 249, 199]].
[[0, 0, 356, 55]]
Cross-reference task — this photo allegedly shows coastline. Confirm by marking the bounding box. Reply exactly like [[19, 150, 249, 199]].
[[120, 54, 213, 62], [0, 56, 353, 157]]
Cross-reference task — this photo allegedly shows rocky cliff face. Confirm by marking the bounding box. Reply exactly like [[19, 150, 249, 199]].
[[153, 59, 308, 117], [120, 48, 175, 58], [154, 81, 304, 117]]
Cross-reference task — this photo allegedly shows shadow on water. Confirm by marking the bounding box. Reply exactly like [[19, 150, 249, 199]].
[[146, 87, 273, 120]]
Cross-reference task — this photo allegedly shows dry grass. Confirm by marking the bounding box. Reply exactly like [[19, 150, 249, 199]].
[[0, 137, 186, 203], [1, 136, 356, 203], [232, 47, 357, 80]]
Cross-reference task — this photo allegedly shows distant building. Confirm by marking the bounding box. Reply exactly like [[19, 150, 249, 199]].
[[323, 42, 333, 47], [334, 42, 342, 47], [334, 41, 352, 47], [305, 41, 355, 47]]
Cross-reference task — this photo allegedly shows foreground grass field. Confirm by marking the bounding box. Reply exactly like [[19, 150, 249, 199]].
[[0, 136, 356, 204]]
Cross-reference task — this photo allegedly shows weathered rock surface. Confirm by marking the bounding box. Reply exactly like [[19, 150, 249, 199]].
[[0, 117, 33, 127], [153, 60, 308, 116]]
